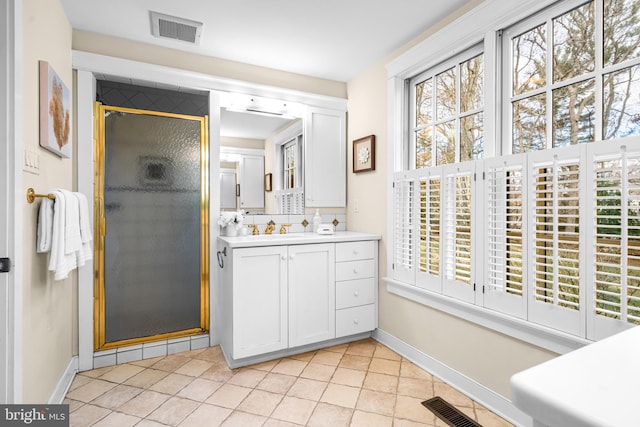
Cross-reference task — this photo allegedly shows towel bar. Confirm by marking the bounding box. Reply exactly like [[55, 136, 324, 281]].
[[26, 187, 56, 204]]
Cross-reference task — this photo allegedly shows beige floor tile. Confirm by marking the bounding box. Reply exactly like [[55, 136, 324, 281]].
[[124, 368, 170, 389], [331, 367, 366, 388], [263, 419, 302, 427], [373, 345, 402, 361], [69, 403, 111, 427], [118, 390, 171, 418], [355, 389, 396, 416], [137, 420, 172, 427], [66, 379, 117, 403], [220, 411, 267, 427], [368, 358, 401, 376], [237, 389, 284, 417], [80, 365, 114, 379], [68, 374, 92, 391], [99, 363, 145, 383], [248, 358, 279, 372], [345, 340, 377, 357], [310, 350, 344, 366], [199, 362, 235, 382], [149, 373, 194, 395], [400, 362, 433, 380], [433, 382, 474, 408], [257, 372, 297, 394], [391, 419, 431, 427], [227, 368, 268, 388], [151, 354, 191, 372], [307, 402, 353, 427], [177, 378, 223, 402], [63, 398, 85, 413], [205, 383, 252, 409], [193, 346, 225, 363], [476, 408, 516, 427], [394, 395, 435, 424], [91, 411, 140, 427], [362, 372, 399, 394], [338, 354, 371, 371], [301, 362, 336, 381], [320, 383, 361, 409], [289, 351, 317, 362], [129, 356, 164, 368], [350, 410, 393, 427], [271, 396, 317, 425], [271, 358, 308, 376], [175, 358, 214, 377], [397, 377, 434, 399], [323, 343, 349, 354], [147, 395, 200, 425], [90, 384, 143, 410], [287, 377, 328, 401], [178, 403, 232, 427]]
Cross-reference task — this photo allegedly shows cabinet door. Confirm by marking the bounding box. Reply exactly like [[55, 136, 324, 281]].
[[305, 107, 346, 207], [240, 154, 264, 209], [233, 246, 287, 358], [220, 168, 237, 209], [288, 243, 335, 347]]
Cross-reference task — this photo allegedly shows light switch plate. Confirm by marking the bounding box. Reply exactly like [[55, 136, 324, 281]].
[[23, 147, 40, 175]]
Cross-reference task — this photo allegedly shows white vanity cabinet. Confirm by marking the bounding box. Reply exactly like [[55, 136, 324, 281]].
[[239, 154, 264, 209], [335, 241, 377, 337]]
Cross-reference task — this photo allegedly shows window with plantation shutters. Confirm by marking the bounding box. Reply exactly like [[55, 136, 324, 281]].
[[589, 140, 640, 340], [483, 156, 527, 319], [442, 163, 475, 303], [393, 174, 415, 284], [527, 146, 585, 336], [275, 188, 304, 215], [416, 171, 442, 292]]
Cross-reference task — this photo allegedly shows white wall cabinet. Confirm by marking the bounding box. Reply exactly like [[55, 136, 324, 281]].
[[304, 107, 346, 207], [239, 154, 264, 209]]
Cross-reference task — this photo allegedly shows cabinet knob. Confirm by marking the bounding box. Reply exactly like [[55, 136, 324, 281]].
[[290, 255, 295, 261], [353, 268, 358, 274], [353, 319, 359, 325], [354, 291, 359, 297], [353, 249, 359, 255], [281, 255, 287, 261]]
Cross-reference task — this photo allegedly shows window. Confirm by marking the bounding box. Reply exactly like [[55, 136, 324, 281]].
[[411, 46, 485, 168], [389, 0, 640, 348], [275, 132, 304, 214], [283, 138, 300, 190], [505, 0, 640, 153]]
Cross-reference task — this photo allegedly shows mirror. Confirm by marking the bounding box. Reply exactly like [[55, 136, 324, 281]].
[[220, 107, 301, 214]]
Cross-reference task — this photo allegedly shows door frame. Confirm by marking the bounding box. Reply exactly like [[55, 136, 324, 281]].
[[0, 0, 23, 404]]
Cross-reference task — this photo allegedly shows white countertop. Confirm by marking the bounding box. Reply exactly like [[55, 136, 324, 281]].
[[510, 326, 640, 427], [218, 230, 381, 248]]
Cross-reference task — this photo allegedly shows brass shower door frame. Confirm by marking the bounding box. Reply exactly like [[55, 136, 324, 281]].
[[93, 103, 210, 351]]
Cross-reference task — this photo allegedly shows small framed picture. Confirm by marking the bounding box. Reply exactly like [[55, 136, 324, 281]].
[[264, 173, 272, 192], [39, 60, 71, 158], [353, 135, 375, 173]]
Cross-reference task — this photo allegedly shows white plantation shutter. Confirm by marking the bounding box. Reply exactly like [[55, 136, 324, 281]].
[[588, 140, 640, 340], [442, 162, 476, 303], [393, 173, 416, 284], [275, 188, 304, 215], [416, 169, 442, 292], [483, 155, 527, 319], [527, 146, 585, 336]]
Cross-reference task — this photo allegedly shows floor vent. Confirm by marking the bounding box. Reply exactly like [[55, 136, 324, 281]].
[[421, 396, 483, 427]]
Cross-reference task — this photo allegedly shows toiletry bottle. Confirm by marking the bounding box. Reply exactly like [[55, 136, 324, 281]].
[[313, 209, 321, 232]]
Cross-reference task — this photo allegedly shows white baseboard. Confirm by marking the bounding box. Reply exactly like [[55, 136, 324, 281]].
[[49, 356, 78, 404], [372, 329, 533, 427]]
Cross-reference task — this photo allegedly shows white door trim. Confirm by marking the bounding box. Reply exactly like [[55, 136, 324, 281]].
[[0, 0, 23, 404]]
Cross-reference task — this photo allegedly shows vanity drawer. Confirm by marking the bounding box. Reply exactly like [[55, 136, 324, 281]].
[[336, 259, 375, 281], [336, 278, 375, 309], [336, 304, 375, 337], [336, 241, 375, 262]]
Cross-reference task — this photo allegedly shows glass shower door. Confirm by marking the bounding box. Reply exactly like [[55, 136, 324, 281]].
[[95, 104, 209, 349]]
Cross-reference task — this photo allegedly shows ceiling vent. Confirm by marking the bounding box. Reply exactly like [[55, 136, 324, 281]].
[[150, 11, 203, 45]]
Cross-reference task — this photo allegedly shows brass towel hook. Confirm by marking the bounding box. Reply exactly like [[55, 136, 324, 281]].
[[26, 187, 56, 204]]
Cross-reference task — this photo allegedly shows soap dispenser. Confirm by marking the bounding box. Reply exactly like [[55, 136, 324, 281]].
[[313, 209, 321, 233]]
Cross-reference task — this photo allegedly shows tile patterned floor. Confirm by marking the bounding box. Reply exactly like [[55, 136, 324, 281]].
[[64, 339, 514, 427]]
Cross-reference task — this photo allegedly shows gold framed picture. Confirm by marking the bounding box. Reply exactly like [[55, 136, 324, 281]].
[[353, 135, 375, 173], [39, 60, 71, 158]]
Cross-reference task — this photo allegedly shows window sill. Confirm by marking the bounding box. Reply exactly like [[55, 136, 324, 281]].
[[384, 277, 592, 355]]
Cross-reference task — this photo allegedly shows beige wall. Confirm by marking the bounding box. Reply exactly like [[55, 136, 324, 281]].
[[346, 0, 557, 398], [220, 136, 264, 150], [21, 0, 74, 403]]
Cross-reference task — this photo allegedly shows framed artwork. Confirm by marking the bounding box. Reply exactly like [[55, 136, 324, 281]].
[[353, 135, 375, 173], [265, 173, 273, 192], [39, 61, 71, 158]]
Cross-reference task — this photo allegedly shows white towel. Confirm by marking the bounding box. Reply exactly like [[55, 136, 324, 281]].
[[61, 189, 81, 255], [74, 192, 93, 265], [48, 190, 77, 281], [36, 197, 54, 253]]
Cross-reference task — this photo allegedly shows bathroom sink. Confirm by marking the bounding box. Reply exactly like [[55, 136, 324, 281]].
[[240, 233, 300, 241]]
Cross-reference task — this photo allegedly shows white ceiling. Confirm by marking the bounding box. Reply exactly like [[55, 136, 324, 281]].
[[60, 0, 469, 83], [61, 0, 469, 139]]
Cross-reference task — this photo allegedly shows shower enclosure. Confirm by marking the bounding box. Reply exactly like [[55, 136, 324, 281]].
[[94, 103, 209, 350]]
